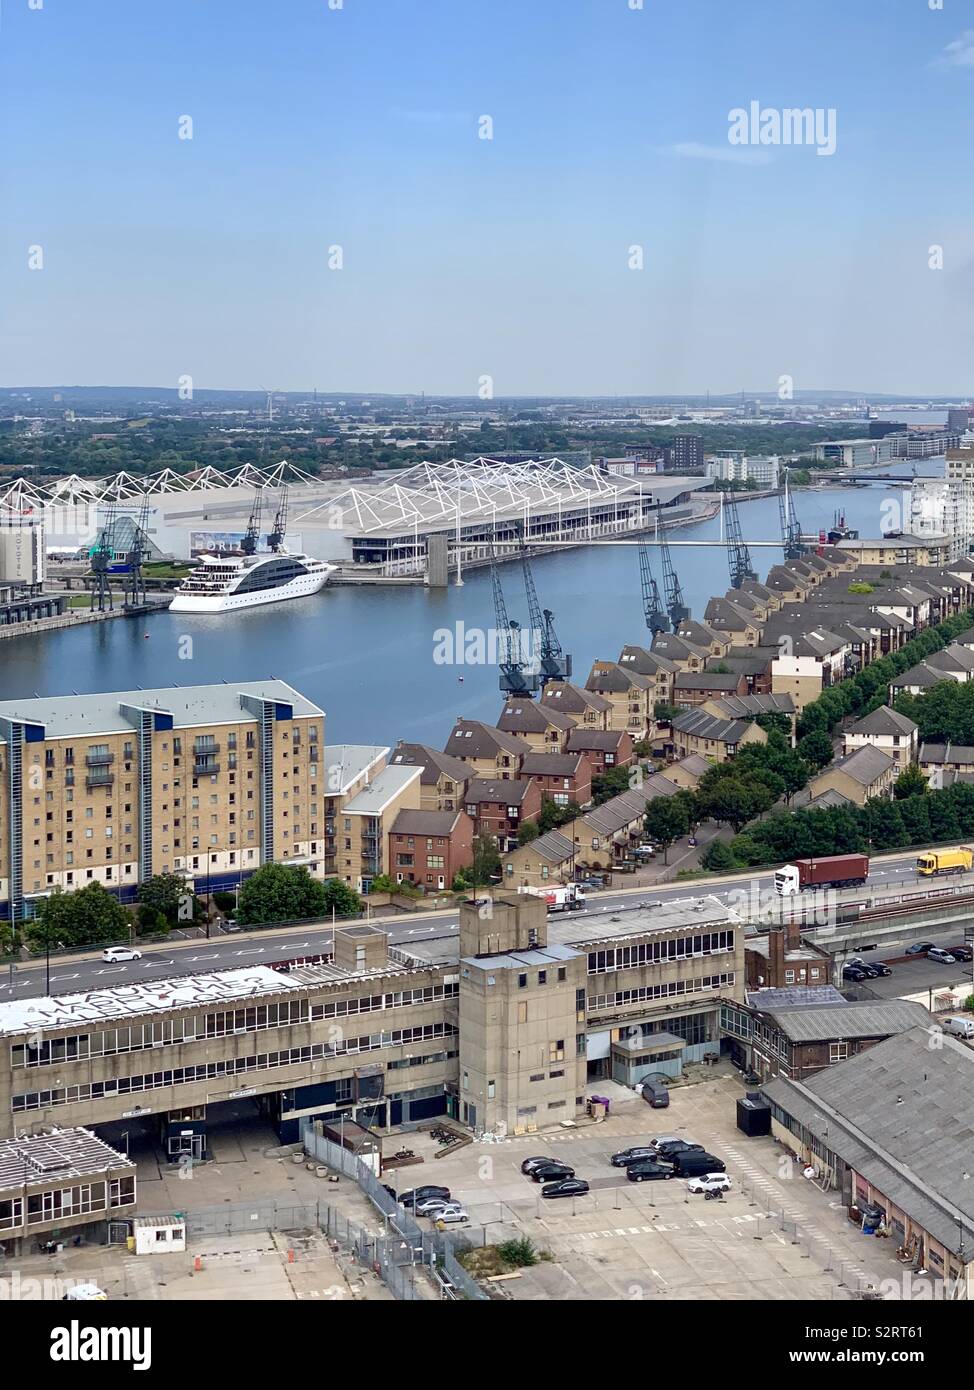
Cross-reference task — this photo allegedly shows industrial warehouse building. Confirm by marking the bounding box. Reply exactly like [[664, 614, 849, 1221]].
[[0, 895, 743, 1150], [762, 1027, 974, 1297]]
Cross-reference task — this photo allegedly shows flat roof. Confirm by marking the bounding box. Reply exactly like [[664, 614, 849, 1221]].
[[0, 1128, 133, 1192], [326, 744, 390, 794], [0, 679, 323, 741], [343, 762, 422, 815], [0, 966, 302, 1037]]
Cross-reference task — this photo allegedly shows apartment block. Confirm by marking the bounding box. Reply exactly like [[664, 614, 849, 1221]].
[[0, 681, 325, 925]]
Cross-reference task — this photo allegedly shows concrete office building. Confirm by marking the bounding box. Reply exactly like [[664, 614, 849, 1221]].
[[0, 898, 743, 1146], [0, 1127, 136, 1253], [0, 680, 325, 925]]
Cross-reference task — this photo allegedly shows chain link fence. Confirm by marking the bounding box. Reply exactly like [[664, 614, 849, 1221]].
[[301, 1121, 487, 1301]]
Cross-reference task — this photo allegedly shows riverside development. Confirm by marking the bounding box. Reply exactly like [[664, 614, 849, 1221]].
[[2, 482, 974, 1310]]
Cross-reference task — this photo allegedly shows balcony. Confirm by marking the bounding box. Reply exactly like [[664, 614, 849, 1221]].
[[85, 751, 114, 767], [193, 760, 220, 777], [193, 741, 220, 756], [85, 771, 115, 790]]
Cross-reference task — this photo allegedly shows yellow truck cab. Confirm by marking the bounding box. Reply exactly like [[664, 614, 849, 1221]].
[[916, 847, 974, 876]]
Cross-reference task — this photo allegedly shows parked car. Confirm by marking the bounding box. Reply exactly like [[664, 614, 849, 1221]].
[[946, 944, 973, 962], [928, 948, 958, 965], [520, 1156, 558, 1175], [530, 1164, 575, 1183], [687, 1173, 732, 1194], [540, 1179, 590, 1199], [577, 878, 604, 891], [654, 1140, 703, 1159], [626, 1161, 675, 1182], [101, 947, 142, 963], [398, 1186, 450, 1208], [414, 1196, 453, 1215], [611, 1146, 661, 1167], [63, 1283, 107, 1301], [672, 1151, 726, 1177], [641, 1079, 670, 1108], [842, 965, 869, 981], [648, 1134, 683, 1151], [633, 846, 657, 860], [433, 1205, 470, 1227], [904, 941, 936, 956]]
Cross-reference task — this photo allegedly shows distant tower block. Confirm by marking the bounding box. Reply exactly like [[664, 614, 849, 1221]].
[[427, 533, 449, 587]]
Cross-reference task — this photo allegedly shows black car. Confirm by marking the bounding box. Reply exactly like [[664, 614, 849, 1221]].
[[626, 1161, 674, 1182], [842, 964, 868, 981], [611, 1146, 660, 1167], [520, 1156, 557, 1175], [531, 1164, 575, 1183], [398, 1185, 450, 1207], [654, 1140, 703, 1159], [947, 944, 973, 962], [905, 941, 935, 956], [541, 1179, 590, 1199]]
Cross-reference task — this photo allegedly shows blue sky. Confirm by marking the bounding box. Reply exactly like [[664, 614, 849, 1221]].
[[2, 0, 973, 396]]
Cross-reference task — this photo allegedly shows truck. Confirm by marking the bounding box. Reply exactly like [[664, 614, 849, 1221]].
[[916, 846, 973, 877], [774, 853, 869, 896], [516, 884, 586, 912]]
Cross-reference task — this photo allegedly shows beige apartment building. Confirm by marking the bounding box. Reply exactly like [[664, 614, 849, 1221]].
[[0, 681, 325, 928], [325, 745, 423, 892]]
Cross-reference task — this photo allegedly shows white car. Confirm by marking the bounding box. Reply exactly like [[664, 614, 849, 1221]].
[[687, 1173, 732, 1194], [433, 1204, 470, 1227], [101, 947, 143, 963]]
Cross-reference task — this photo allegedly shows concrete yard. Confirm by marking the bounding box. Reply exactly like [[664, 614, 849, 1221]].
[[381, 1074, 913, 1301]]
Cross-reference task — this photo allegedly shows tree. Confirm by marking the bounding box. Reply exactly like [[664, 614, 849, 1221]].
[[517, 819, 539, 845], [697, 777, 771, 832], [592, 765, 632, 805], [796, 730, 834, 771], [893, 765, 928, 800], [368, 874, 397, 894], [470, 834, 501, 887], [26, 883, 130, 951], [320, 879, 362, 917], [755, 711, 792, 738], [236, 863, 329, 925], [701, 840, 738, 872], [138, 872, 202, 928], [644, 795, 691, 863]]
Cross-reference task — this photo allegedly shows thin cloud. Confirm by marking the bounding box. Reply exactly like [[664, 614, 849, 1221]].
[[663, 142, 773, 166], [937, 30, 974, 67]]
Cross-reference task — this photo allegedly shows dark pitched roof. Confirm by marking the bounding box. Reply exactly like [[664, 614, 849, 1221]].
[[814, 744, 894, 787], [519, 751, 587, 778], [390, 808, 465, 837], [674, 671, 742, 691], [391, 742, 471, 786], [497, 702, 577, 734], [565, 728, 629, 752], [845, 705, 918, 737], [540, 682, 613, 715], [708, 692, 795, 718], [670, 709, 755, 743], [444, 720, 528, 760], [464, 777, 535, 805]]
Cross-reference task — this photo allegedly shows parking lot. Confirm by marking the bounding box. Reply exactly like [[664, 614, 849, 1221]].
[[384, 1075, 911, 1300]]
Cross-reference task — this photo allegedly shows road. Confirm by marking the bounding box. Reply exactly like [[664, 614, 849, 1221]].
[[0, 849, 968, 1003]]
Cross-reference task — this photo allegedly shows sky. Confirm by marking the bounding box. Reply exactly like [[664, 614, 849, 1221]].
[[2, 0, 974, 397]]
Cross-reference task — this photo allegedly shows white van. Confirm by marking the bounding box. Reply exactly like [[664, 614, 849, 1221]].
[[941, 1016, 974, 1041]]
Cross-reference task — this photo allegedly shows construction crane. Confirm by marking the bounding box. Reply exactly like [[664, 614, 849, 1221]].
[[777, 467, 806, 560], [516, 523, 571, 682], [638, 542, 669, 635], [241, 489, 263, 556], [656, 507, 690, 632], [490, 537, 540, 697], [122, 495, 151, 609], [88, 500, 117, 611], [723, 491, 757, 589], [266, 484, 288, 553]]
